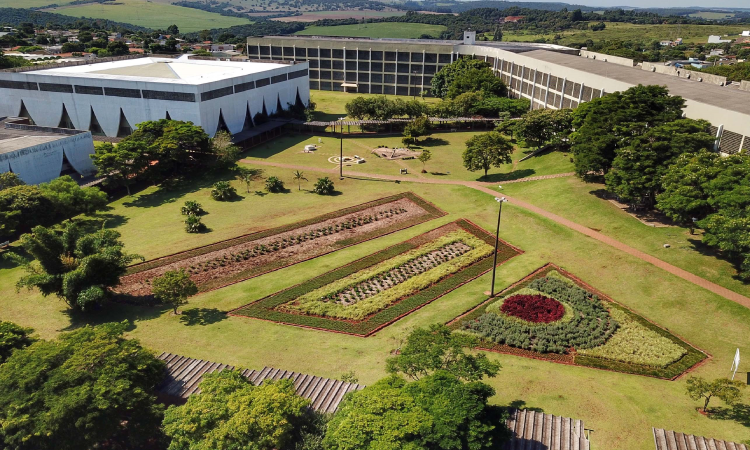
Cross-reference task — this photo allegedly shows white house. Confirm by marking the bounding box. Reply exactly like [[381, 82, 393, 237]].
[[708, 35, 732, 44]]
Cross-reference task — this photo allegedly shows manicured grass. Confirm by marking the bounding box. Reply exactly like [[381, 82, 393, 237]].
[[50, 0, 251, 32], [500, 22, 747, 45], [2, 169, 750, 449], [296, 22, 447, 39], [499, 176, 750, 299]]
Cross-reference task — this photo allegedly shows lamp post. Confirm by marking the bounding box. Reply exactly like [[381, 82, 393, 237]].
[[338, 117, 346, 180], [489, 196, 508, 298]]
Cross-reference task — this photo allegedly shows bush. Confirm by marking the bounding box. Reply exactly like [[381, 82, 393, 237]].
[[185, 214, 205, 233], [210, 181, 236, 201], [181, 200, 204, 216], [312, 177, 335, 195], [265, 176, 285, 193]]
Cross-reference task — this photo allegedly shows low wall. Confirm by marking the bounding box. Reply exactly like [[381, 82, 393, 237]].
[[579, 50, 635, 67], [641, 62, 727, 86], [741, 80, 750, 92]]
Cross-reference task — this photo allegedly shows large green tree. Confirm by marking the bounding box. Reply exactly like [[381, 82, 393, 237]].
[[14, 223, 142, 311], [515, 108, 573, 149], [0, 172, 25, 190], [91, 141, 146, 196], [431, 58, 506, 99], [686, 376, 745, 413], [0, 322, 165, 450], [386, 324, 500, 382], [604, 118, 714, 208], [152, 269, 198, 314], [0, 185, 56, 239], [163, 370, 310, 450], [569, 84, 686, 180], [0, 321, 35, 364], [462, 131, 514, 178], [323, 372, 506, 450], [39, 175, 109, 220]]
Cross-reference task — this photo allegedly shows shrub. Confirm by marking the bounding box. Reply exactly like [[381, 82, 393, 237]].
[[265, 176, 285, 193], [210, 181, 236, 201], [185, 214, 205, 233], [313, 177, 335, 195], [181, 200, 205, 216], [501, 294, 565, 323]]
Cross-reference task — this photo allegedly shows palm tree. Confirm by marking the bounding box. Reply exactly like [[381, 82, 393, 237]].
[[293, 170, 308, 190]]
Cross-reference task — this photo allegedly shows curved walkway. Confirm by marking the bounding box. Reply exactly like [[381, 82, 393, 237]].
[[241, 158, 750, 309]]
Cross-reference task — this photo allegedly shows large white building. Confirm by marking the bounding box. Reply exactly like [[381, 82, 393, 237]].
[[0, 56, 310, 138]]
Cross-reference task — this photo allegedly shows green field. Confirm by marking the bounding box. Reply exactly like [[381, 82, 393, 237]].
[[0, 0, 78, 8], [689, 11, 736, 20], [50, 0, 251, 32], [2, 93, 750, 450], [500, 22, 746, 45], [296, 22, 447, 39]]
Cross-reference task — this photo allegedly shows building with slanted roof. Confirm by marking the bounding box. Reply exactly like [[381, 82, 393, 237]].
[[0, 55, 309, 138]]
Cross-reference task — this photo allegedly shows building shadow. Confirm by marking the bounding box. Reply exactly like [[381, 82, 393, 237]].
[[241, 134, 309, 159], [179, 308, 229, 326]]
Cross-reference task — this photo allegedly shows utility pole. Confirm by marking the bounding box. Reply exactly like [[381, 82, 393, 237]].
[[489, 197, 508, 297]]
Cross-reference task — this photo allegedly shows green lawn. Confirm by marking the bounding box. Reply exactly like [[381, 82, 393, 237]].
[[499, 22, 747, 45], [50, 0, 251, 32], [296, 22, 447, 39]]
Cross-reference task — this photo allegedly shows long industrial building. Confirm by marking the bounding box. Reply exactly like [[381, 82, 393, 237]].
[[247, 32, 750, 154], [0, 56, 310, 138]]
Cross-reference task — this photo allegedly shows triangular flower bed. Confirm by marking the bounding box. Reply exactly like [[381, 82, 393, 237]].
[[230, 219, 522, 336], [448, 263, 708, 379]]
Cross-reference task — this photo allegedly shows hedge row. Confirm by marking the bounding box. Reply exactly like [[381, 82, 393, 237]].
[[127, 192, 446, 275], [230, 220, 520, 336], [448, 264, 707, 379]]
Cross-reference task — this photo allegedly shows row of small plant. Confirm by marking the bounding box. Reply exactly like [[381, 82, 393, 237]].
[[184, 207, 409, 275], [232, 222, 519, 335], [462, 276, 618, 354], [281, 232, 495, 320]]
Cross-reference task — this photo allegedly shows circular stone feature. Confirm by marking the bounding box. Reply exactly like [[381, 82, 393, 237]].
[[500, 294, 565, 323]]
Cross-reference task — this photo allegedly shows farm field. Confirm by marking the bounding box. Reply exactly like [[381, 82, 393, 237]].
[[500, 22, 747, 45], [274, 10, 406, 22], [296, 22, 447, 39], [48, 0, 251, 32]]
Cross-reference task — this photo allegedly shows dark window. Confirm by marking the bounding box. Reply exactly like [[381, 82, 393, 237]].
[[371, 51, 383, 61], [410, 75, 422, 85], [310, 80, 320, 90], [332, 49, 343, 59], [357, 84, 369, 93], [333, 82, 343, 92], [345, 72, 356, 82], [423, 76, 433, 85], [371, 73, 382, 83], [345, 49, 356, 60], [320, 81, 332, 90], [384, 63, 396, 73], [255, 78, 270, 88], [409, 86, 420, 96], [143, 90, 196, 102], [397, 63, 409, 73], [319, 70, 331, 79], [371, 62, 383, 72], [104, 87, 141, 98], [247, 46, 259, 56], [397, 75, 409, 84], [332, 60, 344, 70], [384, 74, 396, 84], [411, 53, 423, 63], [320, 48, 331, 58], [39, 83, 73, 93], [234, 80, 255, 92], [385, 51, 396, 61], [271, 74, 287, 84], [358, 62, 369, 71], [259, 46, 270, 55], [74, 85, 103, 95], [438, 54, 452, 63], [200, 86, 233, 101], [283, 46, 294, 56], [424, 65, 436, 75], [320, 59, 331, 69], [358, 73, 369, 82], [397, 52, 409, 62], [271, 46, 282, 56], [384, 85, 395, 95], [308, 48, 318, 57], [411, 65, 423, 74], [371, 84, 382, 94], [295, 47, 306, 57], [425, 53, 437, 63], [396, 86, 408, 95], [345, 61, 356, 71], [359, 50, 370, 59], [288, 69, 308, 80], [437, 65, 446, 72], [332, 71, 344, 81], [308, 59, 319, 68], [309, 70, 319, 79]]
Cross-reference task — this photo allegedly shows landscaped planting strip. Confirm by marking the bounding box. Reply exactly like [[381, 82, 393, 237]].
[[126, 192, 446, 275], [229, 220, 521, 336], [447, 263, 708, 380]]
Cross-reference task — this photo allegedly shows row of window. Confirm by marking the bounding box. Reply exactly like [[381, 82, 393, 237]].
[[309, 71, 433, 85], [311, 81, 425, 96], [247, 46, 454, 64]]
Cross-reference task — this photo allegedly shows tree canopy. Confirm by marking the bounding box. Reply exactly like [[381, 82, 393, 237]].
[[0, 321, 35, 364], [14, 223, 142, 311], [462, 131, 514, 178], [431, 58, 507, 99], [515, 108, 573, 149], [686, 376, 745, 413], [152, 269, 198, 314], [163, 370, 310, 450], [38, 175, 108, 220], [0, 322, 165, 450]]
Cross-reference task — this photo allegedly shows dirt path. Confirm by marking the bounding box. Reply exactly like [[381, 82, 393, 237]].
[[240, 159, 750, 309]]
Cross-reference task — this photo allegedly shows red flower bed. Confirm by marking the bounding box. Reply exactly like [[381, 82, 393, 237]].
[[501, 294, 564, 323]]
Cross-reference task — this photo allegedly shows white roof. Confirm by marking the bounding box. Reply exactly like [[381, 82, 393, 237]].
[[0, 135, 62, 154], [23, 56, 289, 85]]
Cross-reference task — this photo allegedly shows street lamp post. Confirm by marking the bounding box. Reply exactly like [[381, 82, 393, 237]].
[[338, 117, 346, 180], [489, 196, 508, 297]]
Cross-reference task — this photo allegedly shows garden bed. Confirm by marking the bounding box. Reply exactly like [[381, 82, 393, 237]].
[[117, 192, 445, 296], [448, 264, 708, 379], [229, 219, 522, 336]]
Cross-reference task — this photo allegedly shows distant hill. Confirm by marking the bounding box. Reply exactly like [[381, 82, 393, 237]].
[[0, 7, 150, 31]]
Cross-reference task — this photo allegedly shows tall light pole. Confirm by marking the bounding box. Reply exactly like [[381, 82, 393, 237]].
[[338, 117, 346, 180], [489, 196, 508, 298]]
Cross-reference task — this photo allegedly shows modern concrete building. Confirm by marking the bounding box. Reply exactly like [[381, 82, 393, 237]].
[[0, 117, 96, 185], [247, 33, 750, 154], [0, 55, 310, 138]]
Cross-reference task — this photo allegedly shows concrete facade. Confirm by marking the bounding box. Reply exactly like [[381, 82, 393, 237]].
[[247, 35, 750, 155], [0, 56, 310, 138]]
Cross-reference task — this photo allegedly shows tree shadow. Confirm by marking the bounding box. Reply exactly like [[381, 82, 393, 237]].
[[305, 190, 343, 197], [179, 308, 229, 326], [254, 190, 269, 197], [59, 301, 173, 332], [506, 399, 544, 413], [122, 171, 236, 209], [481, 169, 535, 183], [709, 403, 750, 428], [419, 137, 449, 147]]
